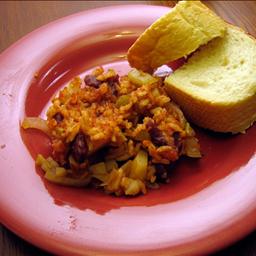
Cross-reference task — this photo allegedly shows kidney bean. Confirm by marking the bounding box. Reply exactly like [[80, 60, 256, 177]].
[[53, 112, 64, 123], [149, 127, 166, 146], [173, 131, 180, 146], [63, 162, 70, 169], [71, 132, 88, 163], [107, 74, 119, 86], [106, 75, 119, 95], [146, 120, 155, 130], [84, 75, 101, 88], [155, 164, 169, 183]]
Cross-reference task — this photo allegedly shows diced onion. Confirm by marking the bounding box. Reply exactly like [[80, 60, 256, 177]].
[[45, 171, 91, 187], [130, 150, 148, 180], [128, 69, 158, 86], [183, 138, 201, 158], [22, 117, 49, 135]]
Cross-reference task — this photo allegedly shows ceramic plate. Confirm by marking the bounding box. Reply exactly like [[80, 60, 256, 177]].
[[1, 5, 256, 256]]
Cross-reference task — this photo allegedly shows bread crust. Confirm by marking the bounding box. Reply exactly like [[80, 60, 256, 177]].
[[165, 25, 256, 133], [127, 1, 226, 72], [165, 83, 256, 133]]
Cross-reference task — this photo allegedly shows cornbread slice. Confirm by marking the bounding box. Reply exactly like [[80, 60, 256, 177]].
[[127, 0, 226, 72], [165, 25, 256, 133]]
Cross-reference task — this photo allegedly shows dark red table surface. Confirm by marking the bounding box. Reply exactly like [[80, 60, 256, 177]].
[[1, 1, 256, 255]]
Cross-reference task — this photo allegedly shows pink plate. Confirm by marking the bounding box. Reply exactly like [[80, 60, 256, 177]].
[[1, 5, 256, 256]]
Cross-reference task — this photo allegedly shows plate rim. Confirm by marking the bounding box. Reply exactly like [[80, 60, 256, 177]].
[[0, 4, 256, 256]]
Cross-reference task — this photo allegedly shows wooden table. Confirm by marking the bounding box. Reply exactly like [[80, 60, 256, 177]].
[[1, 1, 256, 255]]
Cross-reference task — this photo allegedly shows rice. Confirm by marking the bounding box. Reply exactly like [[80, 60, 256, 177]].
[[22, 67, 201, 196]]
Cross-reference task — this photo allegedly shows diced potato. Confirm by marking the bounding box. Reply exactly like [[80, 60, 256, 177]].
[[41, 161, 52, 173], [36, 154, 46, 166], [121, 177, 146, 195], [128, 69, 158, 86], [105, 169, 124, 192], [36, 154, 59, 173], [130, 150, 148, 180], [89, 162, 109, 182], [46, 157, 59, 168]]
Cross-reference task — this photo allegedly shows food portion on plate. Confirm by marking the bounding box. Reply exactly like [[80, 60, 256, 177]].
[[22, 0, 256, 196], [165, 25, 256, 133], [22, 67, 201, 196]]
